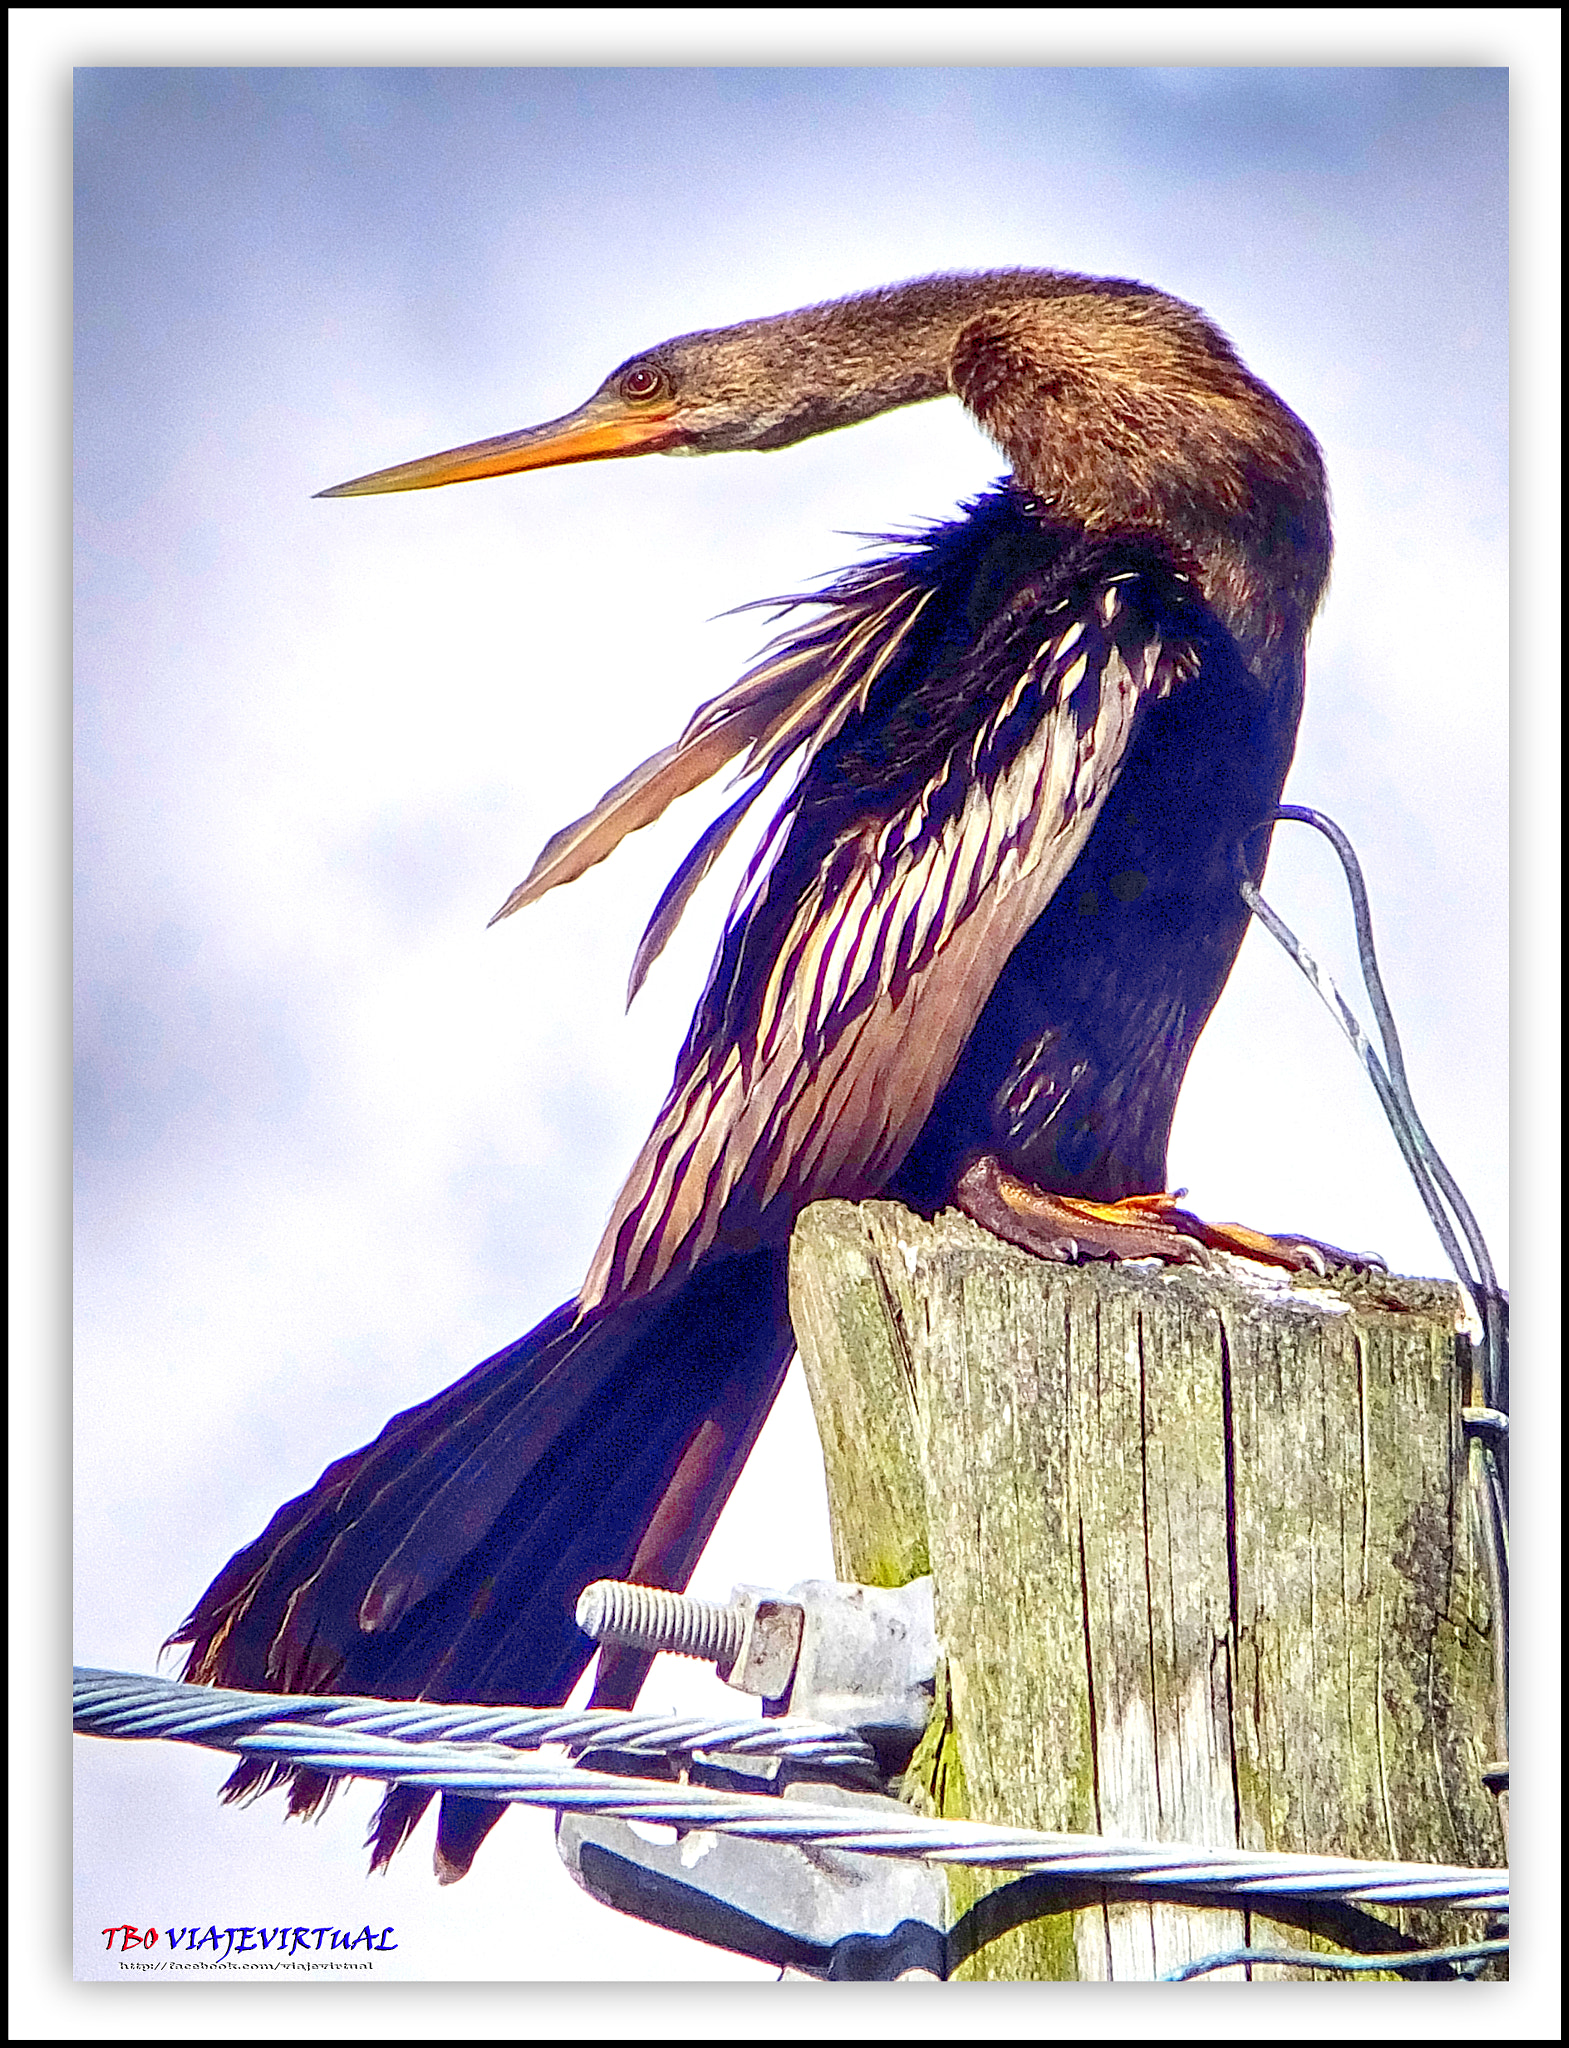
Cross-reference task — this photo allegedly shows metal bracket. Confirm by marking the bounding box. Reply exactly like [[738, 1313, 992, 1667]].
[[558, 1575, 948, 1977]]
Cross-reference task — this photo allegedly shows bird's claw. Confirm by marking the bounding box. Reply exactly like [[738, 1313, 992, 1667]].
[[955, 1159, 1222, 1270], [1167, 1220, 1386, 1277], [953, 1159, 1382, 1279]]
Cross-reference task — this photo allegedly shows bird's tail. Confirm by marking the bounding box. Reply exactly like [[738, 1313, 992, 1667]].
[[169, 1247, 793, 1878]]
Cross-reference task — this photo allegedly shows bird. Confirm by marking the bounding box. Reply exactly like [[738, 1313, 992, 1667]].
[[172, 268, 1336, 1882]]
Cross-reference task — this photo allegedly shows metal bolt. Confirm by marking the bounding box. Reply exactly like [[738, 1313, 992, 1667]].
[[576, 1580, 746, 1669], [576, 1579, 807, 1698]]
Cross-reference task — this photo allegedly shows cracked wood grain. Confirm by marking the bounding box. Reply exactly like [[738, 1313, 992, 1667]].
[[788, 1199, 1502, 1981]]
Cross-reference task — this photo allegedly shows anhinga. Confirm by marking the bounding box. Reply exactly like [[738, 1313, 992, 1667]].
[[174, 269, 1337, 1880]]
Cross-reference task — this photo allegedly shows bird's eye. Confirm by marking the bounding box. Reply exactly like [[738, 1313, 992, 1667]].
[[622, 364, 671, 403], [619, 363, 667, 403]]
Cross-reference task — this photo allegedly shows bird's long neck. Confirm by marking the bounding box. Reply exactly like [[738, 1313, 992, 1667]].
[[718, 272, 1331, 679]]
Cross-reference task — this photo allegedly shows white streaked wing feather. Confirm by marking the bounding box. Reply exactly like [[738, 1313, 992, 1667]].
[[581, 586, 1177, 1310]]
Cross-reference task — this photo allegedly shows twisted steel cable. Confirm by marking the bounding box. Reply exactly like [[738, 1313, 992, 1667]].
[[73, 1669, 1507, 1913], [72, 1666, 875, 1771]]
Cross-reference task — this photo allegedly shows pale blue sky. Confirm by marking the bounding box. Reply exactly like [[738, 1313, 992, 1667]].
[[59, 41, 1529, 2001]]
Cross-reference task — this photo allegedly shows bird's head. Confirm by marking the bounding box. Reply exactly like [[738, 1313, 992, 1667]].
[[315, 290, 964, 498], [317, 271, 1329, 664]]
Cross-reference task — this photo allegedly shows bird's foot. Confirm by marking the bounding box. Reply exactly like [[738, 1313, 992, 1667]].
[[954, 1157, 1381, 1275], [1161, 1211, 1385, 1277]]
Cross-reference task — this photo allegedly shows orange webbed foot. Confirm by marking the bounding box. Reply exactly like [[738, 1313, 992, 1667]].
[[954, 1158, 1383, 1275], [1166, 1209, 1386, 1276]]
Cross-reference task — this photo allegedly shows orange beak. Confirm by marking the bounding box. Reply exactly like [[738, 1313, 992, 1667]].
[[316, 394, 684, 497]]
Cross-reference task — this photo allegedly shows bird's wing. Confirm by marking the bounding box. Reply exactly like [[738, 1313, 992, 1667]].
[[488, 561, 934, 930], [582, 528, 1209, 1308]]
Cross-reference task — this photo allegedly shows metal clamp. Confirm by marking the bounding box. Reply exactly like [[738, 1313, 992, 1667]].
[[561, 1575, 948, 1977]]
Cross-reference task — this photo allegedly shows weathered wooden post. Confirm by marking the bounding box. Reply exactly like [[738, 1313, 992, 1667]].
[[788, 1198, 1502, 1981]]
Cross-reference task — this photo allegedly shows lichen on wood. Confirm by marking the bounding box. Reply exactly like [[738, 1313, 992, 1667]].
[[788, 1199, 1502, 1981]]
